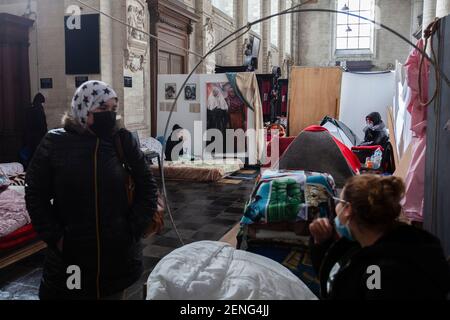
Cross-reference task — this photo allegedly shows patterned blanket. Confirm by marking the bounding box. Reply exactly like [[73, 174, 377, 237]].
[[241, 170, 336, 225], [0, 188, 31, 238], [8, 173, 26, 186]]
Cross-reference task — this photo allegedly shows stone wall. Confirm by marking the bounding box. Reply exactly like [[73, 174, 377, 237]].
[[0, 0, 151, 136], [185, 0, 299, 75], [0, 0, 429, 135], [296, 0, 415, 70]]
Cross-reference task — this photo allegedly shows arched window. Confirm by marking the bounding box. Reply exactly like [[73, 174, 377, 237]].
[[211, 0, 234, 18], [336, 0, 375, 52], [248, 0, 262, 34]]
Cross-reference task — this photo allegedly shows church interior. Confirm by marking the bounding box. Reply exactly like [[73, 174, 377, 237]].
[[0, 0, 450, 302]]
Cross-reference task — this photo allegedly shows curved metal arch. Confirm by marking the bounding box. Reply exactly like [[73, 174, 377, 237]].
[[73, 0, 448, 246], [161, 8, 448, 246]]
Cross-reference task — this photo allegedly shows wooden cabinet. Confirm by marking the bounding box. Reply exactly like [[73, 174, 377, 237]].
[[0, 14, 34, 163]]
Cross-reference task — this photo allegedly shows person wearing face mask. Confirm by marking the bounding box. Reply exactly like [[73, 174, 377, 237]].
[[25, 81, 158, 300], [359, 112, 389, 147], [309, 175, 450, 300]]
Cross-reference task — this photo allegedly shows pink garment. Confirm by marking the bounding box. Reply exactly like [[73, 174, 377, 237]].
[[405, 39, 429, 138], [0, 188, 30, 237], [402, 40, 430, 223]]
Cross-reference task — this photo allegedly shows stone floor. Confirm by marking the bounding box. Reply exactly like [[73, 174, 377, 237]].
[[0, 177, 256, 300]]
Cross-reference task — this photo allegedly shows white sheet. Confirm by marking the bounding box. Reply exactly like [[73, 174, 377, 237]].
[[146, 241, 318, 300], [339, 72, 396, 137]]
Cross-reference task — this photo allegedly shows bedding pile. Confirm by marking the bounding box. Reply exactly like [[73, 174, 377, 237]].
[[236, 170, 337, 296], [239, 170, 336, 233], [146, 241, 317, 300], [0, 169, 38, 252], [0, 188, 30, 238], [140, 137, 163, 165], [0, 163, 24, 177]]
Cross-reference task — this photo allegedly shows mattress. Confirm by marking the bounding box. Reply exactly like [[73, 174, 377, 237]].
[[0, 224, 38, 251], [150, 159, 244, 182]]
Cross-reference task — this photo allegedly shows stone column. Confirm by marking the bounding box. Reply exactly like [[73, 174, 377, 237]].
[[235, 0, 247, 65], [261, 0, 271, 73], [193, 0, 214, 73], [436, 0, 450, 17], [410, 0, 424, 40], [292, 0, 301, 66], [122, 0, 150, 136], [279, 0, 287, 70], [38, 0, 70, 129], [423, 0, 437, 35]]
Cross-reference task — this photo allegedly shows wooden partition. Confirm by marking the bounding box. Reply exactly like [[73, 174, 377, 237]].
[[288, 67, 343, 136]]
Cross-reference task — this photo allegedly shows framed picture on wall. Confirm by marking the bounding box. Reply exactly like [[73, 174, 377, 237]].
[[185, 84, 197, 101], [165, 83, 177, 100]]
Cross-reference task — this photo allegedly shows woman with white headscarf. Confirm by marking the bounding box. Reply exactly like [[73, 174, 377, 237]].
[[25, 81, 158, 300]]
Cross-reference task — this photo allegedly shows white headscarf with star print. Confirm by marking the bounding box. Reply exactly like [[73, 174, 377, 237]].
[[71, 80, 118, 127]]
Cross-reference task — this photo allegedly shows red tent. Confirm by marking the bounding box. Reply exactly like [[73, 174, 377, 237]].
[[278, 125, 361, 187]]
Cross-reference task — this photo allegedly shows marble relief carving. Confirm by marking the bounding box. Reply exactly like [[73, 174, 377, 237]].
[[204, 17, 216, 74], [125, 0, 148, 72]]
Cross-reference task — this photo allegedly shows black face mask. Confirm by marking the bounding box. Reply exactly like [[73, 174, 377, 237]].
[[90, 111, 117, 139]]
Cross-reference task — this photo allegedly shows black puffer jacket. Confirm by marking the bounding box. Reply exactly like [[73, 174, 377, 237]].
[[361, 112, 389, 147], [311, 223, 450, 300], [25, 116, 158, 300]]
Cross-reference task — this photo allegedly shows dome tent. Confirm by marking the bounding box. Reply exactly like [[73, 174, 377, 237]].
[[278, 126, 360, 188]]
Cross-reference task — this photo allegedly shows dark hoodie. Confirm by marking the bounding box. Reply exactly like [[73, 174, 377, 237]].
[[311, 223, 450, 300], [26, 93, 48, 153], [360, 112, 389, 146], [165, 124, 184, 161]]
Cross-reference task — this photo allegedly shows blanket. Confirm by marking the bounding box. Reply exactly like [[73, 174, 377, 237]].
[[0, 188, 31, 237], [147, 241, 317, 300], [241, 170, 336, 225], [0, 163, 24, 177]]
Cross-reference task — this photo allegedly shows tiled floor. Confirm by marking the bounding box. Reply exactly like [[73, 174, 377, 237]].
[[0, 177, 256, 300]]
